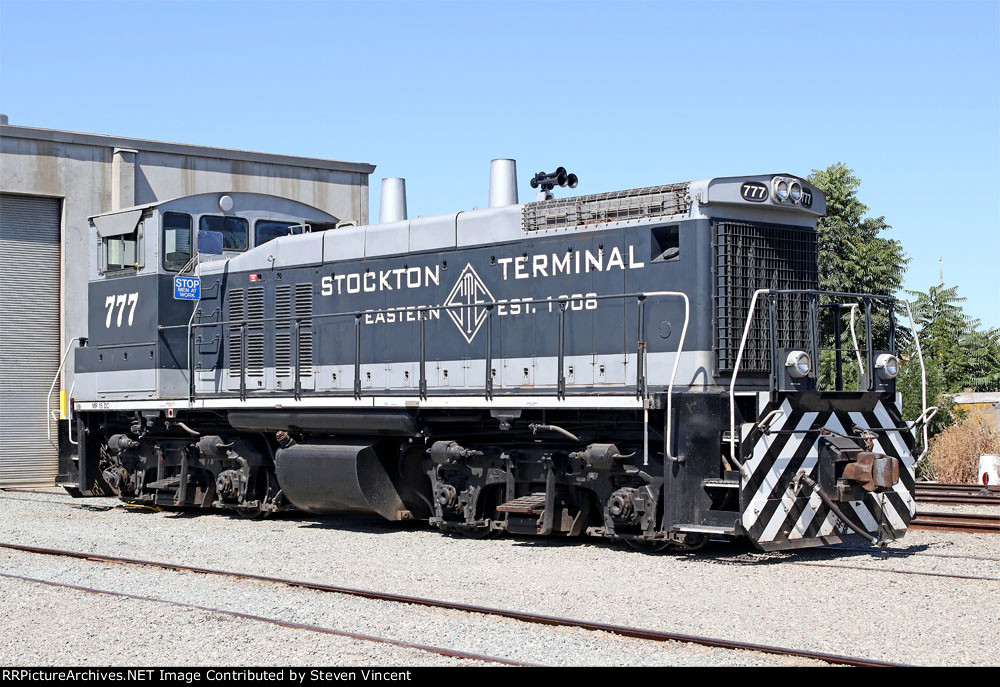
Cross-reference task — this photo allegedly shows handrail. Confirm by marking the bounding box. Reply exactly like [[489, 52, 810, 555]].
[[728, 288, 768, 476], [66, 380, 78, 446], [181, 289, 690, 461], [184, 256, 202, 404], [727, 289, 928, 476], [819, 302, 864, 390], [900, 299, 931, 462], [164, 291, 686, 332], [46, 337, 82, 448], [642, 291, 690, 463], [848, 303, 864, 386]]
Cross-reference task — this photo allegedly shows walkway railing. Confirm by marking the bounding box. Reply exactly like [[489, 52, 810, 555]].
[[726, 289, 932, 476], [162, 290, 690, 462]]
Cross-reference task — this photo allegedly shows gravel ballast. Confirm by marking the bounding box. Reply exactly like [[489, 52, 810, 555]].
[[1, 489, 997, 666]]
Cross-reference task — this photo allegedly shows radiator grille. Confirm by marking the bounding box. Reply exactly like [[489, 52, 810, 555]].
[[227, 289, 244, 378], [714, 220, 818, 373], [522, 183, 690, 232]]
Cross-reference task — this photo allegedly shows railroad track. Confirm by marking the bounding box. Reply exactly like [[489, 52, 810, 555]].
[[0, 542, 903, 667], [0, 571, 530, 666], [914, 482, 999, 506], [910, 511, 1000, 535], [3, 495, 996, 581]]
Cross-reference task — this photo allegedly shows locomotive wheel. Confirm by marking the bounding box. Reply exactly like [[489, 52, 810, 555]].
[[626, 533, 710, 553], [437, 522, 502, 539], [624, 539, 673, 554], [233, 504, 268, 520], [457, 526, 502, 540], [670, 534, 709, 552]]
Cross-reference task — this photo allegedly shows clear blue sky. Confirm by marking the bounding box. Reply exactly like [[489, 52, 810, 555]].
[[2, 0, 997, 327]]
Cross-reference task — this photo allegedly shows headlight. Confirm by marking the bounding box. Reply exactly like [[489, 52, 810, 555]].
[[876, 353, 899, 380], [789, 182, 802, 202], [775, 180, 789, 201], [785, 350, 811, 378]]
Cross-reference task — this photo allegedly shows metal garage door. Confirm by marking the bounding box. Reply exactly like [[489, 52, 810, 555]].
[[0, 194, 61, 487]]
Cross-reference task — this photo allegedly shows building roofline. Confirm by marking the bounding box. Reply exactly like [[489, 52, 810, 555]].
[[0, 124, 376, 175]]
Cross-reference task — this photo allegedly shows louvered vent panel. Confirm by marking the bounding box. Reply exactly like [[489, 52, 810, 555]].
[[299, 331, 314, 378], [275, 285, 292, 378], [275, 285, 292, 321], [294, 283, 313, 319], [246, 287, 265, 378], [227, 289, 245, 378], [295, 284, 314, 377], [247, 333, 265, 377], [275, 333, 292, 377]]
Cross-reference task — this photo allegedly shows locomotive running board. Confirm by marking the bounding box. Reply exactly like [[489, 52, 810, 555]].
[[75, 394, 649, 412]]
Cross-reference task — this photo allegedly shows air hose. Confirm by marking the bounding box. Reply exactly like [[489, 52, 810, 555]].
[[792, 472, 882, 546], [528, 423, 582, 444]]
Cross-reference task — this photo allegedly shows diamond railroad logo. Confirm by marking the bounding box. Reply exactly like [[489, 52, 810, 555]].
[[444, 263, 494, 344]]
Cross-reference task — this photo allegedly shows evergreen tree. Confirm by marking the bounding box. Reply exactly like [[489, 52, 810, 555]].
[[808, 163, 908, 299], [808, 164, 908, 389], [905, 283, 1000, 393]]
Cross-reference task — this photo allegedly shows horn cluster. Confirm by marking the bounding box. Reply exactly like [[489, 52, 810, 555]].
[[530, 167, 578, 193]]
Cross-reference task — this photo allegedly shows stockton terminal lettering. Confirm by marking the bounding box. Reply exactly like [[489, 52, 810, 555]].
[[321, 245, 645, 297]]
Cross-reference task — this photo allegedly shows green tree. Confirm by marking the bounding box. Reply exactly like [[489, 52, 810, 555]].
[[905, 283, 1000, 393], [808, 163, 908, 299], [808, 164, 909, 389]]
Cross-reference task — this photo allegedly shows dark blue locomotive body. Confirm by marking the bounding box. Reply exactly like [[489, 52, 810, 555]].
[[65, 172, 929, 551]]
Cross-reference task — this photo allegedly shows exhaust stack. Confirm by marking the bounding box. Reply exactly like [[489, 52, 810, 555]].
[[379, 178, 407, 223], [488, 159, 518, 208]]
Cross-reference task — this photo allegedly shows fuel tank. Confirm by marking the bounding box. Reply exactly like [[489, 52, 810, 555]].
[[274, 441, 411, 520]]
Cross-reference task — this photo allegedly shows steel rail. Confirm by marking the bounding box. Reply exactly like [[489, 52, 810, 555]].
[[0, 542, 904, 667], [706, 550, 1000, 581], [914, 483, 999, 505], [910, 512, 1000, 534], [0, 572, 528, 666], [774, 561, 999, 583], [915, 483, 999, 493], [816, 546, 1000, 563], [916, 496, 999, 506]]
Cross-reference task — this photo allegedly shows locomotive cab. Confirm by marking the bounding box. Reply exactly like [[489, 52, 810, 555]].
[[75, 192, 337, 402]]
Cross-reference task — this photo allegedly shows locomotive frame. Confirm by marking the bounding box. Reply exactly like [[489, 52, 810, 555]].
[[59, 169, 934, 552]]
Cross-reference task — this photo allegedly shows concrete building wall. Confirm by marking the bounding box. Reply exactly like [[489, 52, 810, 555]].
[[953, 392, 1000, 430], [0, 120, 374, 403]]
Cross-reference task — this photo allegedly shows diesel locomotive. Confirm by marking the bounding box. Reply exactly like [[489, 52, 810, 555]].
[[61, 160, 933, 551]]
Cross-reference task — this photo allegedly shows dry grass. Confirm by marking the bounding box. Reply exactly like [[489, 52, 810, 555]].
[[924, 408, 1000, 483]]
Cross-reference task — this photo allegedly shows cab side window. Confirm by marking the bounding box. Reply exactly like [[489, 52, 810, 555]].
[[254, 220, 297, 247], [201, 215, 248, 252], [101, 221, 144, 273], [162, 212, 193, 271]]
